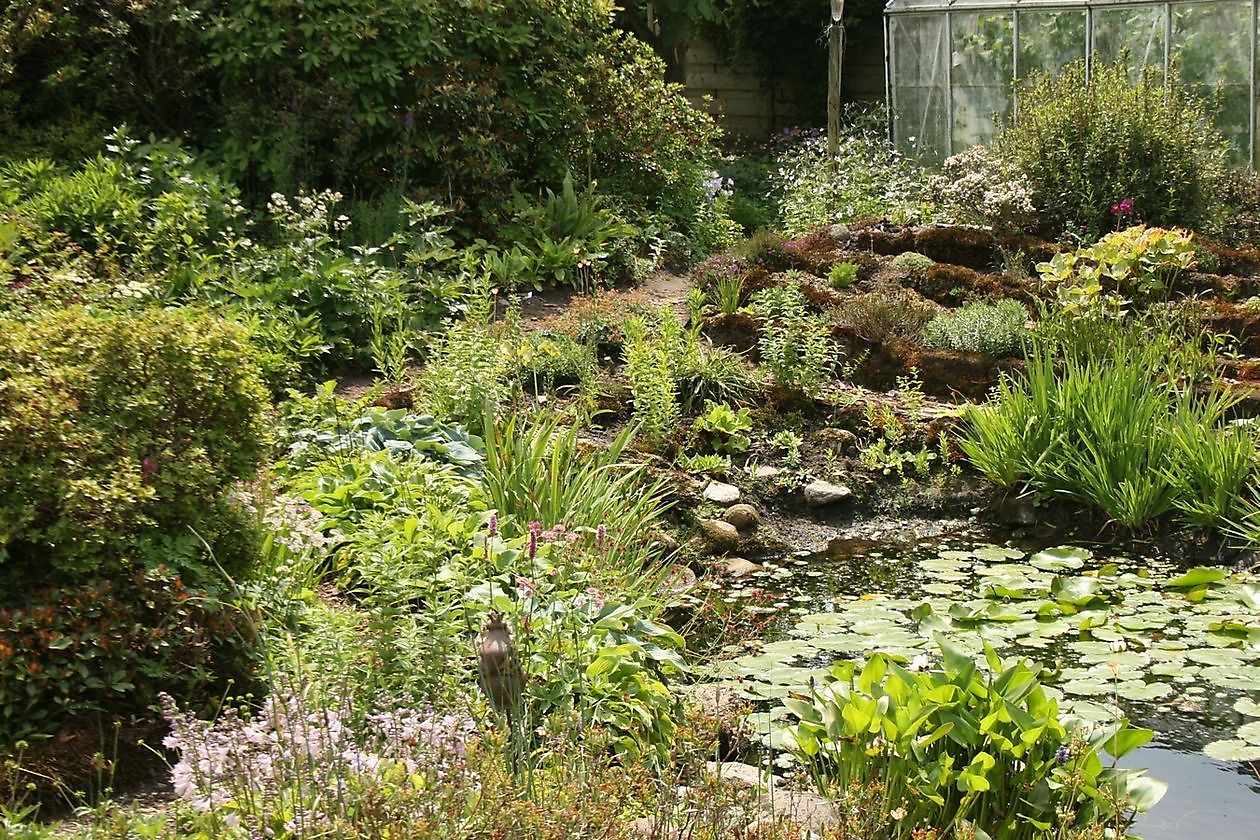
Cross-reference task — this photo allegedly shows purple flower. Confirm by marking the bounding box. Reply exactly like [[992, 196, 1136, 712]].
[[1111, 197, 1135, 217], [1055, 745, 1072, 764], [486, 512, 498, 538], [596, 524, 607, 545], [141, 456, 158, 479]]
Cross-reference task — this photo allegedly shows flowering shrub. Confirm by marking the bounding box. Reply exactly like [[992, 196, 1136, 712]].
[[768, 128, 937, 236], [162, 689, 475, 835], [931, 145, 1037, 233]]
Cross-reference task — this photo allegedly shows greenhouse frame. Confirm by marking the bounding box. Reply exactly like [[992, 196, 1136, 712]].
[[883, 0, 1259, 166]]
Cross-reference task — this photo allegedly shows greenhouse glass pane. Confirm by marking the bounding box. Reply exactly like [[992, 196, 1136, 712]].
[[951, 12, 1014, 148], [1092, 6, 1167, 76], [1170, 1, 1253, 164], [890, 14, 950, 161], [1017, 10, 1087, 80]]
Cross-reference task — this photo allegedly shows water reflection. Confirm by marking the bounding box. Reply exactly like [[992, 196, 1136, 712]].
[[1127, 744, 1260, 838]]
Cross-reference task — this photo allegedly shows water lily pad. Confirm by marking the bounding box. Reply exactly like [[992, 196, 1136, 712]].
[[1030, 547, 1091, 570], [1061, 679, 1116, 697], [1199, 665, 1260, 691], [1164, 567, 1228, 590], [1114, 680, 1173, 701], [1235, 697, 1260, 717], [1185, 648, 1248, 666], [972, 545, 1026, 562], [1203, 739, 1260, 762], [1237, 720, 1260, 744]]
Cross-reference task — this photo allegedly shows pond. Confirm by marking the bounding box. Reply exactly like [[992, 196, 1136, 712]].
[[705, 529, 1260, 837]]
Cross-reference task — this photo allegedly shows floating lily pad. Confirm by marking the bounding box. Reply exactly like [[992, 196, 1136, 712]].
[[1235, 697, 1260, 717], [1030, 546, 1092, 570], [1164, 567, 1228, 590], [1237, 720, 1260, 744], [1203, 739, 1260, 762], [1114, 680, 1173, 701]]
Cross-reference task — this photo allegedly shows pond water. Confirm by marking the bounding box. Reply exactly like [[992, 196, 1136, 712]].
[[705, 530, 1260, 836]]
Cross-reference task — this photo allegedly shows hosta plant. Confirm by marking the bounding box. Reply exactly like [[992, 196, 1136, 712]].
[[783, 638, 1165, 839]]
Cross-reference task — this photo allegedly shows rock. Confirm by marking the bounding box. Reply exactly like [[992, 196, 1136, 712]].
[[753, 465, 782, 480], [723, 503, 761, 530], [721, 557, 761, 578], [828, 224, 852, 244], [658, 564, 697, 596], [649, 529, 681, 552], [703, 481, 741, 505], [753, 790, 840, 832], [706, 761, 770, 789], [685, 682, 746, 720], [700, 519, 741, 552], [803, 479, 853, 507], [996, 494, 1038, 526], [815, 427, 858, 455]]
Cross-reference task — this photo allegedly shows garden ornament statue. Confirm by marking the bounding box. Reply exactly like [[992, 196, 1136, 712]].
[[477, 612, 524, 724]]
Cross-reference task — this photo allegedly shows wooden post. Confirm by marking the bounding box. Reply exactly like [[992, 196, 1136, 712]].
[[828, 0, 847, 160]]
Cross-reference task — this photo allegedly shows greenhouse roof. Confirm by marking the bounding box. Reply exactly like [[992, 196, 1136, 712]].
[[886, 0, 1241, 10]]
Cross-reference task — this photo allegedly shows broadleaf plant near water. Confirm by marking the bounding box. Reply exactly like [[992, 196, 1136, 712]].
[[783, 638, 1164, 839]]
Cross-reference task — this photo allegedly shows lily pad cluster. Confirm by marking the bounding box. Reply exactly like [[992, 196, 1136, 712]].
[[706, 543, 1260, 762]]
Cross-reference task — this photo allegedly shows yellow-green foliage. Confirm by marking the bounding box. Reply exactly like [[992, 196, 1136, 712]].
[[0, 306, 269, 575], [1036, 225, 1197, 313]]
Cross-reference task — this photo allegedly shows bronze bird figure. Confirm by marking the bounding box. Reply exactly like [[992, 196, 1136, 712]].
[[477, 613, 524, 723]]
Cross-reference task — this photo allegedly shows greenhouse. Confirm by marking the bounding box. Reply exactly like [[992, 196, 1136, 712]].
[[884, 0, 1259, 166]]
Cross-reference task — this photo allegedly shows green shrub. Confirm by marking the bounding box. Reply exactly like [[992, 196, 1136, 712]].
[[749, 286, 838, 395], [828, 261, 859, 289], [411, 290, 520, 436], [923, 299, 1028, 357], [516, 331, 596, 394], [995, 60, 1228, 238], [0, 306, 269, 575], [0, 134, 244, 282], [692, 401, 753, 454], [890, 251, 935, 272], [0, 565, 253, 743], [623, 314, 681, 443]]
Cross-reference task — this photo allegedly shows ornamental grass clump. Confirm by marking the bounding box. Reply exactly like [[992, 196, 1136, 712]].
[[960, 314, 1255, 529]]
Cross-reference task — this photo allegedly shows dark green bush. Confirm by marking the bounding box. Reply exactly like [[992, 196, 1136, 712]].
[[0, 565, 254, 743], [996, 61, 1228, 239], [3, 2, 722, 231], [0, 306, 269, 575]]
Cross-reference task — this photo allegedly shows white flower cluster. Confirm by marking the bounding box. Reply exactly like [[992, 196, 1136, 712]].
[[161, 691, 475, 833], [263, 495, 342, 556], [932, 145, 1037, 233]]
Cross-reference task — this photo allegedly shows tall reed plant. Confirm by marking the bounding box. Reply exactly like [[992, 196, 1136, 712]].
[[961, 314, 1254, 529], [483, 412, 672, 578]]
